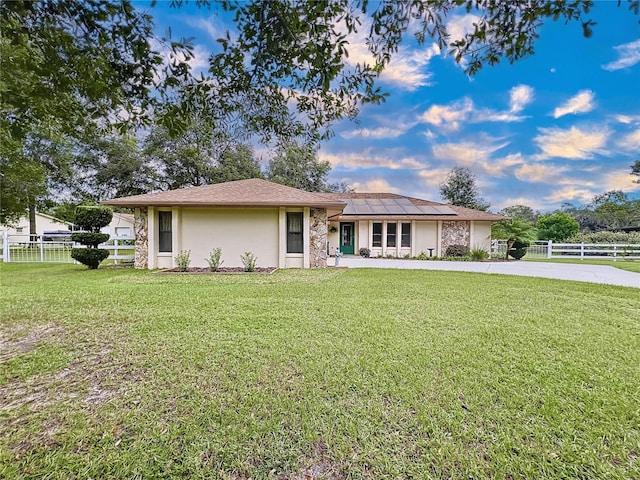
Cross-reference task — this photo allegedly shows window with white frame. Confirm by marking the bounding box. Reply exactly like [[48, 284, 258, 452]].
[[158, 211, 172, 252], [386, 222, 397, 247], [287, 212, 303, 253], [372, 222, 382, 247], [401, 223, 411, 247]]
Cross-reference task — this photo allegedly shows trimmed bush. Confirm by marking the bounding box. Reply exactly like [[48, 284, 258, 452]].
[[71, 206, 113, 269], [74, 206, 113, 231], [445, 244, 470, 257], [568, 231, 640, 244], [71, 232, 110, 248], [70, 248, 110, 269], [359, 247, 371, 258]]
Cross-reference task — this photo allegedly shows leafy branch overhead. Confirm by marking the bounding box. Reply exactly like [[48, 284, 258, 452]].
[[180, 0, 640, 140]]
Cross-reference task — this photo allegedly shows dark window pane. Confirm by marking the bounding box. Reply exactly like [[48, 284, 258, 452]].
[[287, 212, 303, 253], [158, 211, 172, 252], [387, 223, 396, 248], [372, 222, 382, 247], [401, 222, 411, 247]]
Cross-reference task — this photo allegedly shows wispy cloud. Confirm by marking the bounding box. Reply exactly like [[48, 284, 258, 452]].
[[183, 16, 225, 42], [604, 170, 640, 192], [418, 168, 457, 188], [509, 85, 535, 113], [419, 98, 473, 132], [319, 150, 424, 170], [514, 163, 568, 183], [419, 86, 533, 131], [545, 187, 595, 204], [612, 114, 640, 125], [602, 38, 640, 71], [533, 126, 609, 160], [553, 90, 595, 118], [617, 129, 640, 151], [482, 153, 525, 176], [350, 178, 401, 193], [431, 138, 509, 166]]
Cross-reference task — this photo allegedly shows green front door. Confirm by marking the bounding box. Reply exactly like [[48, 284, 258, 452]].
[[340, 222, 355, 254]]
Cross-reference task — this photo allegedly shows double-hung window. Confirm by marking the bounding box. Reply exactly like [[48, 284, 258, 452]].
[[287, 212, 303, 254], [158, 211, 172, 252], [372, 222, 382, 247], [386, 223, 397, 248], [401, 223, 411, 247]]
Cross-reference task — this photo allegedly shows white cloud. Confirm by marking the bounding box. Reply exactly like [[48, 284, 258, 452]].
[[350, 178, 400, 193], [419, 98, 473, 131], [340, 120, 416, 140], [447, 14, 482, 48], [514, 164, 568, 183], [545, 187, 595, 204], [418, 168, 455, 188], [509, 85, 534, 113], [341, 18, 437, 90], [481, 153, 525, 176], [183, 16, 225, 42], [533, 126, 609, 160], [602, 39, 640, 71], [604, 171, 640, 192], [319, 150, 424, 170], [431, 139, 509, 166], [553, 90, 595, 118], [617, 129, 640, 151], [613, 114, 640, 125], [495, 197, 545, 211]]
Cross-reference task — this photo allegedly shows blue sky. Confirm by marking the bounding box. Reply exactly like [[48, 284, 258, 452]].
[[146, 1, 640, 212]]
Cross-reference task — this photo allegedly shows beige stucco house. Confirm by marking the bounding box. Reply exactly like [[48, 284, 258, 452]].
[[105, 178, 503, 269], [0, 212, 74, 237]]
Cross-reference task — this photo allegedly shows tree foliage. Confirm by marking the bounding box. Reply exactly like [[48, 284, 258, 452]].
[[536, 212, 580, 241], [492, 219, 538, 260], [267, 142, 346, 192], [498, 205, 539, 225], [176, 0, 640, 140], [439, 167, 490, 211]]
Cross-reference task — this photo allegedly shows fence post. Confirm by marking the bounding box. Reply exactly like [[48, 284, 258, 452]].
[[40, 236, 44, 262], [613, 245, 617, 262], [114, 238, 119, 265], [547, 240, 552, 259], [580, 243, 584, 260], [2, 231, 9, 263]]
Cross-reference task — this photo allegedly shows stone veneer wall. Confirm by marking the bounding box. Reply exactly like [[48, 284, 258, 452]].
[[309, 208, 328, 268], [134, 207, 149, 269], [441, 221, 470, 254]]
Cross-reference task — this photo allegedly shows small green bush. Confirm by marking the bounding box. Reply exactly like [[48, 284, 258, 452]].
[[415, 251, 429, 260], [445, 244, 470, 257], [240, 252, 257, 272], [403, 253, 411, 259], [71, 232, 110, 248], [75, 206, 113, 231], [70, 248, 110, 269], [175, 250, 191, 272], [470, 248, 489, 261], [205, 248, 223, 272], [359, 247, 371, 258]]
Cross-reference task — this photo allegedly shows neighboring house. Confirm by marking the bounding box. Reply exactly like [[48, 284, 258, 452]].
[[0, 212, 74, 238], [104, 178, 504, 269], [101, 212, 135, 238]]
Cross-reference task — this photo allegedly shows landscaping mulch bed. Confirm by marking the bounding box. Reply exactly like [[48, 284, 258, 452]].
[[158, 267, 278, 274]]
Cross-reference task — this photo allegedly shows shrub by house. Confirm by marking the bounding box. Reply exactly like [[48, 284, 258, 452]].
[[71, 206, 113, 269]]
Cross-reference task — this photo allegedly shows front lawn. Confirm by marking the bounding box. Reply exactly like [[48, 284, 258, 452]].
[[1, 264, 638, 479]]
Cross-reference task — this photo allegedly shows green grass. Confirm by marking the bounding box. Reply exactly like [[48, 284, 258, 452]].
[[1, 264, 639, 479], [524, 257, 640, 273]]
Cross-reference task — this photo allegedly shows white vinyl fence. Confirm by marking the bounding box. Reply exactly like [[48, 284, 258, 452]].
[[1, 233, 135, 265], [491, 239, 640, 261]]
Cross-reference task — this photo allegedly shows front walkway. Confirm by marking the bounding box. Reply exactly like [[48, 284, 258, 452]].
[[328, 256, 640, 288]]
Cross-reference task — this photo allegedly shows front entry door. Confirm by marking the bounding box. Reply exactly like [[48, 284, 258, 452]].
[[340, 222, 355, 254]]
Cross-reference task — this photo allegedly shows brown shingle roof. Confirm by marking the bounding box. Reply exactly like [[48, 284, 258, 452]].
[[321, 192, 505, 221], [103, 179, 347, 209]]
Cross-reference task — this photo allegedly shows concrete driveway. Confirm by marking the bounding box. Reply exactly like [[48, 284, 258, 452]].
[[330, 257, 640, 288]]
